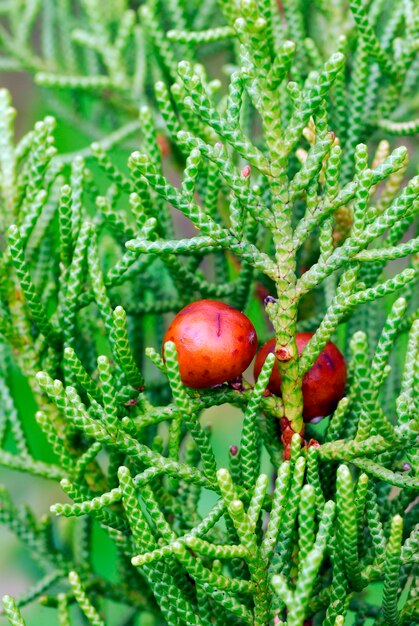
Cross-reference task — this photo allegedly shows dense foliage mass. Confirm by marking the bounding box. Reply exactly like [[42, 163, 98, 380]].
[[0, 1, 418, 625]]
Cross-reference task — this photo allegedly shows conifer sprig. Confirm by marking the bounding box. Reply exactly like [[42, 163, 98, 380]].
[[0, 1, 418, 625]]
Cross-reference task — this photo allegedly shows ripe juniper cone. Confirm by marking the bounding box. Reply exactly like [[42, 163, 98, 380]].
[[163, 299, 257, 388], [254, 332, 347, 421]]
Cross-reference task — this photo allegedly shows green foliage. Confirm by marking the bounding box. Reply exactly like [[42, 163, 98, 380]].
[[0, 1, 418, 625]]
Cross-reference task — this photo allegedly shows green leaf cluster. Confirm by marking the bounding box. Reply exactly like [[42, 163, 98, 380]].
[[0, 1, 418, 625]]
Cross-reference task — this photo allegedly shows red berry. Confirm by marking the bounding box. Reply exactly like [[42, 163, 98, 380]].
[[253, 332, 346, 421], [156, 133, 170, 157], [163, 300, 258, 389]]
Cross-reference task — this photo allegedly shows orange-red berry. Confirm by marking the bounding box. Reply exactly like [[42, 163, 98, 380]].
[[163, 300, 258, 389], [156, 133, 171, 158], [254, 332, 346, 421]]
